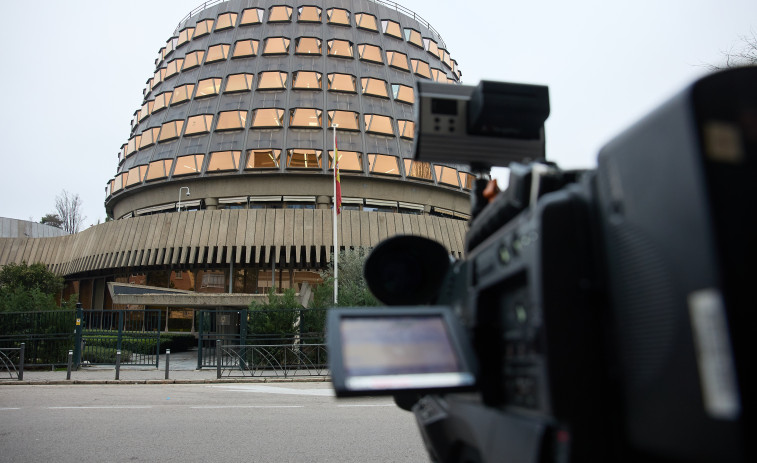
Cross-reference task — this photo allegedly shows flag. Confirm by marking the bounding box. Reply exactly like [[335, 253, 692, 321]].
[[334, 136, 342, 215]]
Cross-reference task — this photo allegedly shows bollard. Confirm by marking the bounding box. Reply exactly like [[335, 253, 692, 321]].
[[66, 350, 73, 380], [18, 343, 25, 381], [165, 349, 171, 380], [115, 350, 121, 380], [216, 339, 222, 379]]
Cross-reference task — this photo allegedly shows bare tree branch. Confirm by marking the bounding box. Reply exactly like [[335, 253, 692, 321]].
[[709, 29, 757, 70], [54, 190, 86, 234]]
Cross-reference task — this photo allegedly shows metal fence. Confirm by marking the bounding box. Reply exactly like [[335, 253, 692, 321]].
[[217, 342, 328, 378], [0, 309, 80, 367], [81, 310, 163, 367], [0, 344, 24, 380]]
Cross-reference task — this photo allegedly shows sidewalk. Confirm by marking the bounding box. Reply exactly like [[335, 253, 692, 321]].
[[0, 350, 330, 386]]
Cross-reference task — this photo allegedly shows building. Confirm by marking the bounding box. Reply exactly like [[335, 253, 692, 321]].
[[0, 0, 472, 330]]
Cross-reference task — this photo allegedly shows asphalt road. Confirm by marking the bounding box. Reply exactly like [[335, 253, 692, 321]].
[[0, 383, 428, 462]]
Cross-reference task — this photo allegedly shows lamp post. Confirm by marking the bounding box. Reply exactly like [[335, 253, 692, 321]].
[[177, 187, 190, 212]]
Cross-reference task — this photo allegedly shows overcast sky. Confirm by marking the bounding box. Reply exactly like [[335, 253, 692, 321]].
[[0, 0, 754, 228]]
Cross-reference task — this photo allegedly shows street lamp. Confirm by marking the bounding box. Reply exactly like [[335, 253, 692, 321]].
[[177, 187, 190, 211]]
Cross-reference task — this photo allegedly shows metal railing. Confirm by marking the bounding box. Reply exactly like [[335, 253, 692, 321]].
[[217, 342, 328, 378], [0, 344, 24, 380], [172, 0, 448, 47]]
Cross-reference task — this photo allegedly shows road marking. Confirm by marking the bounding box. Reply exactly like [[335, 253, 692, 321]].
[[210, 385, 335, 397], [0, 407, 21, 410], [190, 405, 303, 409], [48, 406, 153, 410], [337, 404, 395, 408]]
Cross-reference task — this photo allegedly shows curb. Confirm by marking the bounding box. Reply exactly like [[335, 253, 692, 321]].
[[0, 376, 331, 386]]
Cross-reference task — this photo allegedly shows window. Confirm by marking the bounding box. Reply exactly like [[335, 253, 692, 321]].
[[364, 114, 394, 136], [232, 39, 259, 58], [386, 51, 409, 71], [194, 19, 214, 37], [216, 110, 247, 131], [355, 13, 378, 31], [215, 12, 238, 31], [246, 149, 281, 169], [292, 71, 322, 90], [381, 20, 402, 39], [329, 151, 362, 172], [361, 78, 388, 98], [126, 165, 147, 187], [404, 28, 423, 48], [145, 159, 172, 181], [225, 73, 253, 92], [177, 27, 194, 47], [411, 59, 431, 79], [398, 120, 415, 140], [139, 127, 161, 149], [153, 68, 166, 87], [269, 5, 293, 22], [423, 38, 440, 58], [139, 101, 154, 121], [327, 39, 353, 58], [165, 37, 176, 57], [263, 37, 290, 55], [289, 108, 322, 128], [358, 44, 383, 64], [327, 73, 356, 93], [440, 49, 452, 69], [327, 111, 359, 131], [458, 172, 475, 190], [287, 149, 321, 169], [184, 114, 214, 135], [431, 68, 447, 82], [206, 44, 230, 63], [326, 8, 350, 26], [207, 150, 241, 172], [165, 58, 184, 78], [173, 154, 205, 176], [251, 108, 284, 128], [196, 78, 222, 97], [404, 159, 433, 180], [152, 91, 172, 112], [171, 84, 194, 104], [435, 165, 459, 187], [368, 154, 400, 176], [258, 71, 288, 90], [298, 6, 321, 22], [182, 50, 205, 70], [240, 8, 264, 25], [392, 84, 414, 104], [126, 135, 140, 156], [295, 37, 321, 55], [159, 120, 184, 141]]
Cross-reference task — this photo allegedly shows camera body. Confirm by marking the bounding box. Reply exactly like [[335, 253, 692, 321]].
[[328, 68, 756, 462]]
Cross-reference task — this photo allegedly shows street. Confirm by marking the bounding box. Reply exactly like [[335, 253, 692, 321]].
[[0, 383, 427, 462]]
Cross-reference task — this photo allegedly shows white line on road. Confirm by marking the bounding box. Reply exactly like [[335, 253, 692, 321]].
[[0, 407, 21, 410], [190, 405, 304, 409], [337, 404, 395, 408], [209, 385, 336, 396], [48, 406, 153, 410]]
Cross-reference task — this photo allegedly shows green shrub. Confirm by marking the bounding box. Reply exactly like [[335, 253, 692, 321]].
[[82, 347, 132, 364]]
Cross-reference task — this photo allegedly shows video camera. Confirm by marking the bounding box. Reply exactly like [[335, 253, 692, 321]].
[[327, 67, 756, 462]]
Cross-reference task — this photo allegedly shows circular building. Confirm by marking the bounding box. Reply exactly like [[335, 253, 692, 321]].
[[0, 0, 472, 320], [106, 0, 471, 221]]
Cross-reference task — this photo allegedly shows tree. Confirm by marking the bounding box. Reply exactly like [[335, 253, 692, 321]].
[[0, 262, 70, 312], [40, 213, 63, 229], [710, 30, 757, 70], [54, 190, 86, 234], [313, 248, 380, 308]]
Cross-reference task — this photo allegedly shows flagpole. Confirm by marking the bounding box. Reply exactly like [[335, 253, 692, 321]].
[[332, 123, 339, 305]]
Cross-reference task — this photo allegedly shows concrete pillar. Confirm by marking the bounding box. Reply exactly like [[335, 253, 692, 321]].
[[205, 197, 219, 210], [316, 195, 330, 210]]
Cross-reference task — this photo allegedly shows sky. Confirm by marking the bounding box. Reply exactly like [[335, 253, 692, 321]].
[[0, 0, 754, 228]]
